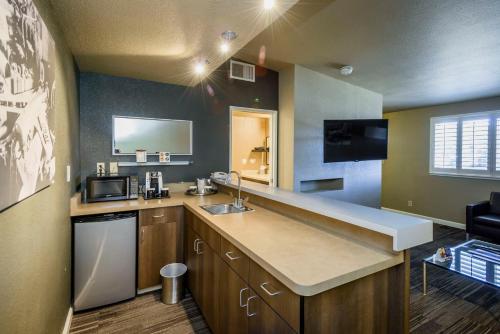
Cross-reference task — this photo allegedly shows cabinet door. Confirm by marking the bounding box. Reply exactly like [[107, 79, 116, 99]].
[[197, 239, 221, 334], [138, 207, 184, 290], [219, 261, 249, 334], [138, 223, 165, 289], [247, 293, 295, 334], [185, 225, 200, 300]]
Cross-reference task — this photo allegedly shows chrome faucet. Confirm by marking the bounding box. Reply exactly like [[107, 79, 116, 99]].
[[228, 170, 243, 209]]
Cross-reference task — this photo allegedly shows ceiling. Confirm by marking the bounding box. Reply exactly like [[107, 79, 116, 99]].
[[237, 0, 500, 111], [49, 0, 297, 87]]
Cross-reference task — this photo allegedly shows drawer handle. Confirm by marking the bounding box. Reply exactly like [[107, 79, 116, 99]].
[[196, 240, 204, 255], [239, 287, 249, 307], [225, 251, 241, 261], [246, 296, 257, 317], [260, 282, 281, 296], [152, 214, 164, 219]]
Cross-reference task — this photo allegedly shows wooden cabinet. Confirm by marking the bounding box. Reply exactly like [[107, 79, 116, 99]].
[[138, 206, 184, 290], [184, 212, 221, 333], [185, 208, 298, 334]]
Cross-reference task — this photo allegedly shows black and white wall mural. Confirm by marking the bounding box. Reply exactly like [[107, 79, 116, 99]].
[[0, 0, 56, 211]]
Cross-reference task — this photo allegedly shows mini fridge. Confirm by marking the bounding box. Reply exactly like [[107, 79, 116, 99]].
[[73, 212, 136, 311]]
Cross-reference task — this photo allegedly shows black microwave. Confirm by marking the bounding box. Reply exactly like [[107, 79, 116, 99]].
[[85, 175, 139, 202]]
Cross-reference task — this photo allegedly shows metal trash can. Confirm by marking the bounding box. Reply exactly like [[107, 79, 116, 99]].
[[160, 263, 187, 304]]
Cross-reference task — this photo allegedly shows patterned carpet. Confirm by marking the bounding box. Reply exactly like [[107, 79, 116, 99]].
[[70, 224, 500, 333]]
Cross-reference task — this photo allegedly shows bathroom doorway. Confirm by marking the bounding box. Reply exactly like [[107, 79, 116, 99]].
[[229, 106, 277, 187]]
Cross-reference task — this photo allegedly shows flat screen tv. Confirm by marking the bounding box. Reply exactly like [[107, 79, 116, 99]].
[[324, 119, 388, 163]]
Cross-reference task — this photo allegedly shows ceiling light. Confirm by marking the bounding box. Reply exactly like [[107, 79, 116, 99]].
[[340, 65, 353, 76], [220, 42, 230, 53], [194, 62, 206, 75], [263, 0, 275, 10], [221, 31, 238, 41]]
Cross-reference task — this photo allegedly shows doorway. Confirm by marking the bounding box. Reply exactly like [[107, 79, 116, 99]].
[[229, 106, 277, 187]]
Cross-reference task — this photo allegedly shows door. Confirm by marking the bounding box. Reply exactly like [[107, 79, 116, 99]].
[[138, 207, 184, 290], [247, 293, 295, 334], [185, 225, 200, 300], [230, 106, 278, 187], [197, 238, 221, 333], [219, 261, 249, 334]]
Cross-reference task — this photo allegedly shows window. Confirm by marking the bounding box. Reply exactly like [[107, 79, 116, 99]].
[[430, 111, 500, 179]]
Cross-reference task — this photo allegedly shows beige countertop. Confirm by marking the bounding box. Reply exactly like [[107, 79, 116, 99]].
[[70, 192, 403, 296]]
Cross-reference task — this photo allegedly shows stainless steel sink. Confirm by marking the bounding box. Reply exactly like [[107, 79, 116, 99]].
[[200, 203, 254, 215]]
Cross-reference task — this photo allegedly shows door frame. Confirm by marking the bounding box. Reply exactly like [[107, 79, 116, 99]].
[[229, 106, 278, 187]]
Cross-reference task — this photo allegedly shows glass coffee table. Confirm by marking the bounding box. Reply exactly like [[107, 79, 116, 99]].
[[422, 239, 500, 295]]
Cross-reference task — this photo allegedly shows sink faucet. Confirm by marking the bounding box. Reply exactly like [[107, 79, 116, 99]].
[[228, 170, 243, 208]]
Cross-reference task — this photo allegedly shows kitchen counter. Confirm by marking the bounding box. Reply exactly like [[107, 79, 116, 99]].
[[216, 179, 433, 251], [70, 191, 403, 296]]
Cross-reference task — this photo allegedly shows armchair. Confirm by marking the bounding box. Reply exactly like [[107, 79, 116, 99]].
[[466, 192, 500, 243]]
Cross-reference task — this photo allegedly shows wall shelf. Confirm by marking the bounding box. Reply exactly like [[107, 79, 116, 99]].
[[118, 161, 193, 167]]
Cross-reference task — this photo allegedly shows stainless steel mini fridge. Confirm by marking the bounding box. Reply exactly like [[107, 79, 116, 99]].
[[73, 212, 136, 311]]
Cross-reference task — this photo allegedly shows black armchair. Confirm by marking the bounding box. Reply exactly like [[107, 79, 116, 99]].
[[466, 192, 500, 243]]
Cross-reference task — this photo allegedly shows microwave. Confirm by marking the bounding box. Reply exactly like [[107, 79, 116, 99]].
[[85, 175, 139, 203]]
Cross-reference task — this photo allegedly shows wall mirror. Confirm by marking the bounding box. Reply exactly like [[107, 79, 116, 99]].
[[112, 116, 193, 155]]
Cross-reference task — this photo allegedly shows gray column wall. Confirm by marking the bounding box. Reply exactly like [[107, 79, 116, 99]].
[[293, 65, 383, 207]]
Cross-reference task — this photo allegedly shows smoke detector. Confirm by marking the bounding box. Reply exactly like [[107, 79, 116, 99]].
[[339, 65, 354, 76]]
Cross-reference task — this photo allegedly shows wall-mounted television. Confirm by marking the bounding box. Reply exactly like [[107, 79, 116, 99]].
[[324, 119, 388, 163]]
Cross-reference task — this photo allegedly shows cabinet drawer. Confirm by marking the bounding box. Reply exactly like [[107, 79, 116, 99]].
[[249, 260, 300, 332], [190, 211, 220, 254], [221, 237, 249, 281], [140, 207, 168, 226]]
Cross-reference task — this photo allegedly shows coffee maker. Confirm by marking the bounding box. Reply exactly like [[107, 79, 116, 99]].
[[145, 171, 163, 198]]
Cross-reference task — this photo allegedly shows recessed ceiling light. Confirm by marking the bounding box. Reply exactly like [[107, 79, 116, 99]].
[[220, 42, 230, 53], [263, 0, 275, 10], [194, 62, 206, 75], [221, 31, 238, 41]]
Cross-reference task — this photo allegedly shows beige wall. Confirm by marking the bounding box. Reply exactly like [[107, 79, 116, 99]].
[[278, 65, 295, 190], [0, 0, 80, 333], [231, 114, 269, 172], [382, 96, 500, 224]]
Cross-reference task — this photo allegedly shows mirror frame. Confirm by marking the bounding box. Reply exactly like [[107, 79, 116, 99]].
[[112, 115, 193, 156]]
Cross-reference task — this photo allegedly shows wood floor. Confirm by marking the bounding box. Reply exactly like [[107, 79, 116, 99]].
[[70, 224, 500, 334]]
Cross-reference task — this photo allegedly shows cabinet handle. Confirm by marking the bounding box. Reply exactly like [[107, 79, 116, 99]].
[[152, 214, 164, 219], [225, 251, 241, 261], [194, 238, 201, 252], [246, 296, 257, 317], [239, 288, 249, 307], [196, 240, 204, 255], [140, 228, 144, 243], [260, 282, 281, 296]]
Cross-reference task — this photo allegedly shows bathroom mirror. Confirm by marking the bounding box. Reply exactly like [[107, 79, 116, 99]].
[[112, 116, 193, 155]]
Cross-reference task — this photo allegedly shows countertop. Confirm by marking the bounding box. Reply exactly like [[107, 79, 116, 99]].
[[216, 179, 433, 251], [70, 191, 403, 296]]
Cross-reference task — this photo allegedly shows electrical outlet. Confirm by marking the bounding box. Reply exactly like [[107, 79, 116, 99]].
[[109, 162, 118, 175], [408, 200, 413, 207], [97, 162, 105, 175]]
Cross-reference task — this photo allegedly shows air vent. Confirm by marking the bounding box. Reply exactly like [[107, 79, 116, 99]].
[[230, 60, 255, 82]]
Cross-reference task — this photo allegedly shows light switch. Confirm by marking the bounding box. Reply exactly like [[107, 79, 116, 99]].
[[109, 162, 118, 174], [66, 165, 71, 183]]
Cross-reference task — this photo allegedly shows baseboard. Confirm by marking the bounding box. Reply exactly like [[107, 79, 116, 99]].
[[62, 307, 73, 334], [137, 284, 162, 295], [381, 207, 465, 230]]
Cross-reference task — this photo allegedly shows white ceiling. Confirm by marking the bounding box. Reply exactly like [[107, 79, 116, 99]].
[[238, 0, 500, 111], [49, 0, 297, 86]]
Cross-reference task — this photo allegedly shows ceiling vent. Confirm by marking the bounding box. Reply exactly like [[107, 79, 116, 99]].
[[230, 60, 255, 82]]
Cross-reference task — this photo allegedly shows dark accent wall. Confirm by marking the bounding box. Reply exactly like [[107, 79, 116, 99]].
[[79, 61, 278, 185]]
